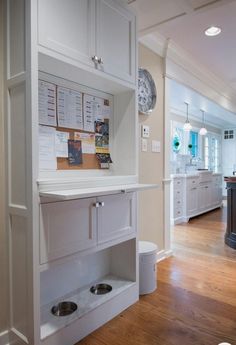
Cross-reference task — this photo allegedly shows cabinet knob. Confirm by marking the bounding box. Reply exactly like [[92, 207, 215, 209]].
[[92, 55, 99, 64], [98, 57, 104, 65], [99, 201, 105, 207], [93, 202, 100, 208]]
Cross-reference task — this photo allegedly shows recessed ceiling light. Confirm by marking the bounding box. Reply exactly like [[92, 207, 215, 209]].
[[205, 26, 221, 36]]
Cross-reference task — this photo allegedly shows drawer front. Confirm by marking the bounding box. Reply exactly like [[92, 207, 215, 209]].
[[174, 207, 183, 219], [97, 192, 136, 244], [174, 198, 183, 209], [213, 175, 222, 185], [187, 178, 199, 189], [40, 198, 97, 264], [174, 178, 183, 189], [174, 189, 183, 199]]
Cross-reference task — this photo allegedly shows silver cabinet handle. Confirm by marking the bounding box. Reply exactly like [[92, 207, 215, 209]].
[[92, 55, 99, 64], [93, 202, 105, 207], [98, 57, 104, 65]]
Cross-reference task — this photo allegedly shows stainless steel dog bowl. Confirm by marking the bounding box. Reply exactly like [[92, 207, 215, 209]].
[[51, 301, 78, 317], [90, 283, 112, 295]]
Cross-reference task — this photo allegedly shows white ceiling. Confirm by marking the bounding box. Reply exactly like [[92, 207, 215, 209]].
[[170, 79, 236, 128], [129, 0, 236, 127]]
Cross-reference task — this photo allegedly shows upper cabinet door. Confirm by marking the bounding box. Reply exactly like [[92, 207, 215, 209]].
[[96, 0, 136, 84], [38, 0, 96, 67]]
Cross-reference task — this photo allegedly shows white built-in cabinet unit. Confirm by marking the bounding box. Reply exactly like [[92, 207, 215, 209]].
[[5, 1, 156, 344], [171, 173, 222, 224]]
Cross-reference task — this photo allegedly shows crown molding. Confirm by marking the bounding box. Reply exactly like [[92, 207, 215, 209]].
[[140, 33, 236, 115], [139, 32, 167, 58]]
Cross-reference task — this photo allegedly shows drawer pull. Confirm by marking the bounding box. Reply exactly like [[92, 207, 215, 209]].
[[92, 55, 99, 64]]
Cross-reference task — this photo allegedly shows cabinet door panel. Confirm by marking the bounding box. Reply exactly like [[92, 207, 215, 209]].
[[198, 186, 207, 212], [97, 193, 136, 244], [186, 187, 198, 216], [96, 0, 136, 83], [40, 198, 97, 264], [38, 0, 95, 66]]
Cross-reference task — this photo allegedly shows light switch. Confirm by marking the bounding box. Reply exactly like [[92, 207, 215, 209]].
[[152, 140, 160, 153], [141, 125, 150, 138], [141, 138, 148, 152]]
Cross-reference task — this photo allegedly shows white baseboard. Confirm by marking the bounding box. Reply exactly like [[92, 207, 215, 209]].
[[156, 249, 173, 263], [0, 330, 9, 345]]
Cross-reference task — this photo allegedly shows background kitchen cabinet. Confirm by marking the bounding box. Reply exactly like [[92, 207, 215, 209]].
[[186, 185, 198, 217], [171, 174, 222, 224]]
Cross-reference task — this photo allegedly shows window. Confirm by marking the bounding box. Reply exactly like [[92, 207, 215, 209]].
[[211, 137, 220, 172], [204, 134, 221, 172], [224, 129, 234, 140], [204, 136, 209, 169], [172, 128, 183, 153], [189, 131, 198, 157]]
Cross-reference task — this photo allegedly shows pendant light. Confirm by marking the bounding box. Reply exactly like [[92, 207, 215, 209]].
[[199, 109, 207, 136], [183, 102, 192, 131]]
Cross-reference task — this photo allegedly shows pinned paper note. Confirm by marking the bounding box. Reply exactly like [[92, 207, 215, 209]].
[[95, 120, 109, 154], [74, 132, 95, 154], [83, 95, 111, 132], [39, 126, 57, 170], [57, 87, 83, 130], [56, 131, 69, 157], [68, 140, 83, 165], [38, 80, 57, 126]]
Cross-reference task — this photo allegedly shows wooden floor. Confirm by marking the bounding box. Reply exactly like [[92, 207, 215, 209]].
[[78, 205, 236, 345]]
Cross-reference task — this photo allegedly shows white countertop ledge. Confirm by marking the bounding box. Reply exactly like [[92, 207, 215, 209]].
[[39, 183, 159, 201]]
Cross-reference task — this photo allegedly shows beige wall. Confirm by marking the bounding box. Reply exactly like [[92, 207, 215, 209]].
[[0, 0, 8, 334], [138, 44, 165, 251]]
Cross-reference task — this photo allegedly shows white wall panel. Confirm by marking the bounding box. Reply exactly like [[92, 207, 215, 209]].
[[8, 0, 25, 77], [9, 83, 26, 206], [10, 215, 28, 339]]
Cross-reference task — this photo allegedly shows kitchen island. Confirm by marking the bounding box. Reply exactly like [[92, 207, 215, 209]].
[[224, 176, 236, 249]]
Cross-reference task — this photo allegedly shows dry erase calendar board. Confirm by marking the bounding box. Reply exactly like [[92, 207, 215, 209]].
[[38, 74, 113, 171]]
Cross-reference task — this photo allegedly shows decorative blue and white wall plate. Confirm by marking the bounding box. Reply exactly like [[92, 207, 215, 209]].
[[138, 68, 157, 114]]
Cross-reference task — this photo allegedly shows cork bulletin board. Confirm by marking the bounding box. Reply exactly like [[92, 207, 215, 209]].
[[56, 127, 100, 170], [38, 73, 113, 171]]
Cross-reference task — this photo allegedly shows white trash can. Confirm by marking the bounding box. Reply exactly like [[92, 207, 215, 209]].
[[139, 241, 158, 295]]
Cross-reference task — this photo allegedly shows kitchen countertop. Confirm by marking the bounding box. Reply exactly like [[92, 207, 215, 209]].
[[171, 172, 222, 179], [224, 176, 236, 182]]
